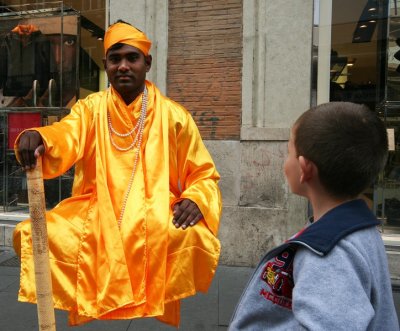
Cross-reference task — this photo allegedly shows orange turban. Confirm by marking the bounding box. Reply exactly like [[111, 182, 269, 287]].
[[104, 22, 151, 55]]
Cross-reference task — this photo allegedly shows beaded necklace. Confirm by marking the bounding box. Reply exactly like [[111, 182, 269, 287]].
[[107, 86, 148, 151], [107, 86, 147, 228]]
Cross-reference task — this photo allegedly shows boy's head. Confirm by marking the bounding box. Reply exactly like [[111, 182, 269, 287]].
[[286, 102, 388, 199]]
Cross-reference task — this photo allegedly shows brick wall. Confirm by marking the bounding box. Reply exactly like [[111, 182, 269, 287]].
[[168, 0, 242, 140]]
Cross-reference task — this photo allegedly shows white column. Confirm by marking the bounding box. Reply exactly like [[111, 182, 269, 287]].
[[108, 0, 168, 94], [241, 0, 313, 140], [316, 0, 332, 105]]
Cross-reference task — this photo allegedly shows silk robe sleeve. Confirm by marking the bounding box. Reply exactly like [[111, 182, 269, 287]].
[[14, 98, 93, 179], [168, 104, 221, 236]]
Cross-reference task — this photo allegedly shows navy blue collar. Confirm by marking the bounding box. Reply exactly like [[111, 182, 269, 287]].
[[288, 199, 380, 256]]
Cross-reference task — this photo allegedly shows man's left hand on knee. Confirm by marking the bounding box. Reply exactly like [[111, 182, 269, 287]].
[[172, 199, 203, 230]]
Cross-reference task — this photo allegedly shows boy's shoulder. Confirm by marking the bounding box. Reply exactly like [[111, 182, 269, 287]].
[[289, 199, 380, 256]]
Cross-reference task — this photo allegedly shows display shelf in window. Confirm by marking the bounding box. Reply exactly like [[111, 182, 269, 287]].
[[0, 107, 72, 214], [0, 111, 5, 209], [373, 114, 400, 233], [0, 3, 79, 216]]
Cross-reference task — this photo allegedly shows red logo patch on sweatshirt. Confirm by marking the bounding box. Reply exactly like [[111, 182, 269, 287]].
[[259, 247, 295, 309]]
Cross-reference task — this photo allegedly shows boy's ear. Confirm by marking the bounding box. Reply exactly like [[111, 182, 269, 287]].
[[298, 156, 315, 183]]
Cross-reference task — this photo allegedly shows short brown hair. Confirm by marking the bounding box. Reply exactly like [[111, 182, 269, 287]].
[[294, 102, 388, 199]]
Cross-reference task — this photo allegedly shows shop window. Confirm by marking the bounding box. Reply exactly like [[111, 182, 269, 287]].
[[0, 0, 105, 217], [313, 0, 400, 234], [0, 3, 78, 214]]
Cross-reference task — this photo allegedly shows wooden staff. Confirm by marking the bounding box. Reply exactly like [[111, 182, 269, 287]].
[[26, 157, 56, 331]]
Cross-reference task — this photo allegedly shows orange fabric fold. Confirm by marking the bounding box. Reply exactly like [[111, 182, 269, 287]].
[[13, 81, 221, 327], [12, 24, 39, 35]]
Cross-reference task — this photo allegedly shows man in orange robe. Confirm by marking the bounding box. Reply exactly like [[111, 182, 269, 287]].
[[13, 20, 221, 327]]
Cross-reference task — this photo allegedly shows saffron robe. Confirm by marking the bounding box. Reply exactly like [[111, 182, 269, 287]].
[[13, 81, 221, 326]]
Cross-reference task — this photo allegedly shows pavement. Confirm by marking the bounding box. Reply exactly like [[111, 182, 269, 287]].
[[0, 248, 254, 331], [0, 248, 399, 331]]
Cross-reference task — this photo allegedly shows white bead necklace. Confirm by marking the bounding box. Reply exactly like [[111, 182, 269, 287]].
[[109, 115, 141, 137], [107, 86, 148, 228], [107, 86, 148, 151]]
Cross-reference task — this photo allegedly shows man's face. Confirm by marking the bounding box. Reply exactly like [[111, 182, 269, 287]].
[[45, 34, 78, 106], [48, 34, 77, 72], [104, 44, 151, 102]]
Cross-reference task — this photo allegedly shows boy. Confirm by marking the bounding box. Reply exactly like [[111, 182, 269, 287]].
[[229, 102, 399, 330]]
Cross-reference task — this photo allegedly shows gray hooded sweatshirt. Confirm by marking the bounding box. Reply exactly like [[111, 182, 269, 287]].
[[229, 199, 399, 330]]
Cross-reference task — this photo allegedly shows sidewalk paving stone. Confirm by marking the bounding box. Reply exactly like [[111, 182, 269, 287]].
[[1, 248, 399, 330], [0, 249, 252, 331]]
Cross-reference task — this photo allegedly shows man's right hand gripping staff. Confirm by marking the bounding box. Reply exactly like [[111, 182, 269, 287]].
[[16, 130, 44, 170]]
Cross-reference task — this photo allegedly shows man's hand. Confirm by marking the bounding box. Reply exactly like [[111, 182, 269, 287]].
[[16, 130, 45, 170], [172, 199, 203, 230]]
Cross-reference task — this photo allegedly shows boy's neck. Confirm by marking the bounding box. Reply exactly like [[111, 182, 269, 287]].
[[309, 192, 358, 222]]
